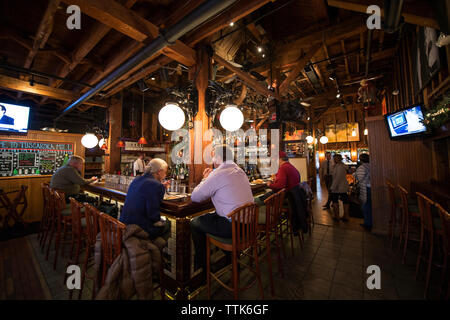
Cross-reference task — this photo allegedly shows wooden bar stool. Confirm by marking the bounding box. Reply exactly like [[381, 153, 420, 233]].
[[436, 203, 450, 299], [386, 181, 401, 247], [280, 197, 304, 258], [64, 198, 86, 299], [98, 212, 126, 288], [206, 202, 264, 300], [397, 185, 420, 264], [78, 203, 101, 300], [256, 189, 285, 297], [39, 183, 52, 251], [0, 185, 28, 229]]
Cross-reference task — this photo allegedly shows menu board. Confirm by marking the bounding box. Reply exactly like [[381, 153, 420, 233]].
[[0, 139, 74, 177]]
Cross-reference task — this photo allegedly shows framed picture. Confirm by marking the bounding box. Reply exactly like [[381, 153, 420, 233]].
[[347, 122, 360, 141], [336, 123, 347, 142], [325, 124, 337, 143]]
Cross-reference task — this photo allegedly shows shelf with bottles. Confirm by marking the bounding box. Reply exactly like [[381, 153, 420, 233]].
[[284, 140, 307, 158], [169, 162, 189, 182]]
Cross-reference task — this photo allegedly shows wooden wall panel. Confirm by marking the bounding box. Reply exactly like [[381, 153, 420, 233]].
[[366, 116, 433, 235], [0, 130, 85, 224]]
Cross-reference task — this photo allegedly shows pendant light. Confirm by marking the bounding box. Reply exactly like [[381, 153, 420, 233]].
[[158, 102, 185, 130], [319, 136, 328, 144], [138, 91, 148, 144], [81, 133, 99, 149], [219, 104, 244, 132], [305, 135, 314, 144]]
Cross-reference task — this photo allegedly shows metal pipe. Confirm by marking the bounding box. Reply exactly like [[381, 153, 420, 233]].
[[365, 29, 373, 78], [55, 0, 238, 121]]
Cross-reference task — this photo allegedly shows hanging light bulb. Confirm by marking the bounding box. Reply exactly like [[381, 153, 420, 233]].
[[351, 129, 356, 137], [219, 104, 244, 131], [306, 135, 314, 144], [138, 91, 148, 144], [158, 102, 185, 131], [98, 138, 105, 148], [319, 136, 328, 144], [81, 133, 98, 149], [364, 128, 368, 135]]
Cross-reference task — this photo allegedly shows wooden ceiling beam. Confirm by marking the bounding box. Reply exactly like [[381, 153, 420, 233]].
[[340, 39, 350, 80], [185, 0, 274, 46], [0, 74, 107, 107], [278, 43, 322, 95], [61, 0, 196, 67], [213, 53, 279, 99], [326, 0, 439, 29]]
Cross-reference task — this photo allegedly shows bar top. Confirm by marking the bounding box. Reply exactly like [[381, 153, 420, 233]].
[[82, 182, 268, 218]]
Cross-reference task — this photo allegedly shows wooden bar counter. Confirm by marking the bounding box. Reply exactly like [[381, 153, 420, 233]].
[[82, 182, 267, 299]]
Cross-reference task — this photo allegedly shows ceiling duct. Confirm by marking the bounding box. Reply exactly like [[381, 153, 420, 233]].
[[383, 0, 404, 33], [304, 64, 324, 93]]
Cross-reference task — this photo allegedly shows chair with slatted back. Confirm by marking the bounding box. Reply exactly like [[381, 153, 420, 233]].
[[78, 203, 101, 300], [206, 202, 263, 300], [387, 181, 400, 247], [64, 197, 86, 299], [256, 189, 285, 297], [436, 203, 450, 300], [397, 185, 420, 264], [39, 183, 52, 250], [0, 185, 28, 229], [98, 212, 126, 287]]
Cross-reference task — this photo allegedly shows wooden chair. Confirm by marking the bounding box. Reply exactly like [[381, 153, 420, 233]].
[[397, 185, 420, 264], [386, 181, 400, 247], [98, 212, 126, 287], [280, 195, 304, 258], [436, 203, 450, 299], [65, 197, 86, 299], [256, 189, 285, 297], [38, 183, 52, 250], [0, 185, 28, 229], [78, 203, 100, 300], [206, 202, 264, 300]]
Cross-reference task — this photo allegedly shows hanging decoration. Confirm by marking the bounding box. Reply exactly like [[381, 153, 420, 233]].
[[138, 91, 148, 144], [422, 94, 450, 130]]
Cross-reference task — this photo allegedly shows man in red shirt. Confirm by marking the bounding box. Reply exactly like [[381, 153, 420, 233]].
[[267, 151, 301, 191]]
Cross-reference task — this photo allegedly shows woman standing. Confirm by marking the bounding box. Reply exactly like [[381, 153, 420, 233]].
[[355, 153, 372, 230], [330, 154, 350, 222]]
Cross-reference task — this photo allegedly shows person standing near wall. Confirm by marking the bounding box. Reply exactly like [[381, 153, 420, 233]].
[[329, 154, 350, 222], [355, 153, 372, 230]]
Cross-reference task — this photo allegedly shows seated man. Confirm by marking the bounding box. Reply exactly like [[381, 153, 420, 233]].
[[50, 155, 97, 203], [190, 144, 254, 270], [119, 158, 171, 240]]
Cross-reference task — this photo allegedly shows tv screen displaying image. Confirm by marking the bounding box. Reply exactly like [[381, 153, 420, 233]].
[[0, 102, 30, 133], [385, 105, 427, 139]]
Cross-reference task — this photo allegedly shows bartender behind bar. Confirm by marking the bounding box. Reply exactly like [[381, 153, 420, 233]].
[[133, 153, 146, 176]]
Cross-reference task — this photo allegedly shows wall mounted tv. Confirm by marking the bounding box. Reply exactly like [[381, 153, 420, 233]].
[[385, 104, 427, 139], [0, 102, 30, 133]]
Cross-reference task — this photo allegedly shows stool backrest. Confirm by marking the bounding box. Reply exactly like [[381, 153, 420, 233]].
[[436, 204, 450, 254], [397, 185, 409, 215], [41, 183, 51, 213], [52, 189, 66, 223], [228, 202, 258, 252], [416, 192, 435, 232], [386, 181, 397, 207], [83, 203, 100, 247], [98, 213, 126, 286], [69, 197, 84, 236]]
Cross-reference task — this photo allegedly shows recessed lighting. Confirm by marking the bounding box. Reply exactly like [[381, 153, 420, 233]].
[[229, 21, 234, 27], [392, 89, 399, 95], [336, 92, 341, 98], [262, 54, 265, 58], [257, 47, 262, 52], [151, 77, 156, 81]]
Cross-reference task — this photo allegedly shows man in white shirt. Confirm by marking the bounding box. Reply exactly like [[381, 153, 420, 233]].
[[133, 153, 146, 176], [190, 144, 254, 270]]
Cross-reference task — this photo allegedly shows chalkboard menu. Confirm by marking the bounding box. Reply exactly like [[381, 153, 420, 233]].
[[0, 139, 74, 177]]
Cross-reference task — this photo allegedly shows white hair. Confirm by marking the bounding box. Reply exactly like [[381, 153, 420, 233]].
[[145, 158, 168, 174]]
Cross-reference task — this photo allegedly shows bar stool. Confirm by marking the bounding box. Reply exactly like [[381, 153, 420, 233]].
[[280, 196, 304, 258], [386, 181, 400, 247], [78, 203, 101, 300], [38, 183, 51, 250], [397, 185, 420, 264], [206, 202, 264, 300], [98, 212, 126, 288], [64, 198, 86, 299], [436, 203, 450, 299], [256, 189, 285, 297]]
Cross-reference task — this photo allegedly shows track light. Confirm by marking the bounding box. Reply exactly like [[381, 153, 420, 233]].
[[336, 92, 341, 98], [257, 46, 262, 52], [229, 21, 234, 27]]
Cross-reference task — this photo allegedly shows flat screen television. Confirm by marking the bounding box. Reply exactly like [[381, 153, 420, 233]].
[[0, 102, 30, 133], [385, 104, 427, 139]]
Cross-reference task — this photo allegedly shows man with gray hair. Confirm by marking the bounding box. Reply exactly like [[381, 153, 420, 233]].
[[50, 155, 97, 202], [119, 158, 171, 240]]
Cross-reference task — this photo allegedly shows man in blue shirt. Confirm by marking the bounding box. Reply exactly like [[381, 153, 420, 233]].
[[119, 158, 171, 240]]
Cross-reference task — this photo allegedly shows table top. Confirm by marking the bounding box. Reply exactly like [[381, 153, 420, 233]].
[[82, 182, 268, 218]]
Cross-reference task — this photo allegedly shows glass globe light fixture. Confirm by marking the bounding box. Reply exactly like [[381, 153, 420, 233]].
[[158, 102, 185, 131], [319, 136, 328, 144], [219, 104, 244, 132], [81, 133, 98, 149]]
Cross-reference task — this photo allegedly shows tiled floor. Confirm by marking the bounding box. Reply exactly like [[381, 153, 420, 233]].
[[1, 178, 446, 300]]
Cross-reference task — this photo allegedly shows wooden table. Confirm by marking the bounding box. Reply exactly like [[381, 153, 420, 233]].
[[82, 182, 268, 299]]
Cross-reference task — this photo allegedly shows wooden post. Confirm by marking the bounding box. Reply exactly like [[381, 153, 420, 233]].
[[105, 94, 122, 173], [189, 47, 211, 186]]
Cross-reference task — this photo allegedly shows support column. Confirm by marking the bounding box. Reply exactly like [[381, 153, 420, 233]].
[[189, 47, 211, 186], [105, 94, 122, 173]]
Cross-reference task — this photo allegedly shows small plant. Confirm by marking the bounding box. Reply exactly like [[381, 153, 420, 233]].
[[423, 94, 450, 129]]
